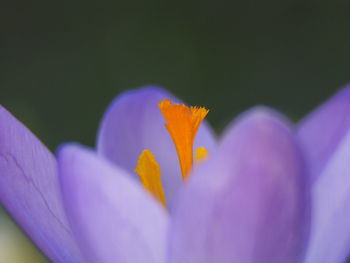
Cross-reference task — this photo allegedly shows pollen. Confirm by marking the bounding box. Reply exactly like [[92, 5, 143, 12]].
[[134, 150, 166, 207], [195, 146, 209, 164], [158, 99, 209, 180]]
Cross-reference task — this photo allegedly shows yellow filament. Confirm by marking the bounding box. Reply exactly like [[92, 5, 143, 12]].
[[195, 147, 209, 164], [158, 99, 209, 180], [134, 150, 166, 207]]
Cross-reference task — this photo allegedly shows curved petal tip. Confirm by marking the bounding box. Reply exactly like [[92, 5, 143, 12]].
[[297, 84, 350, 182], [169, 107, 310, 263], [58, 143, 169, 263], [0, 106, 83, 263]]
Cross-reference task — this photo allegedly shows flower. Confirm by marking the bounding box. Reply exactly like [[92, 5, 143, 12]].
[[0, 85, 349, 263]]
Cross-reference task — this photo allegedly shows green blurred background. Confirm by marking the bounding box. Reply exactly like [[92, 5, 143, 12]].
[[1, 0, 350, 261]]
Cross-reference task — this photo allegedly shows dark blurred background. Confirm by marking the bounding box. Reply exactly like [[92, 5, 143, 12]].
[[1, 0, 350, 261]]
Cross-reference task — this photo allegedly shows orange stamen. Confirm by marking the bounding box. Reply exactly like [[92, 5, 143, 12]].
[[158, 99, 209, 180], [134, 150, 166, 207]]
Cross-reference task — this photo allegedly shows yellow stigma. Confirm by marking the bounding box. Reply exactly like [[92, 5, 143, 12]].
[[134, 150, 166, 207], [158, 99, 209, 180], [195, 146, 209, 164]]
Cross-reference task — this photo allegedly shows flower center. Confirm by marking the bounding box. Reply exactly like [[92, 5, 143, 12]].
[[134, 99, 209, 207]]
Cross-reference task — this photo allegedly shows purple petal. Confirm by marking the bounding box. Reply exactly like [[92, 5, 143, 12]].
[[97, 86, 216, 209], [0, 106, 83, 262], [304, 129, 350, 263], [58, 144, 169, 263], [297, 85, 350, 183], [168, 108, 310, 263]]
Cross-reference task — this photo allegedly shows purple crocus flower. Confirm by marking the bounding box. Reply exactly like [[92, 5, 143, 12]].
[[0, 85, 349, 263]]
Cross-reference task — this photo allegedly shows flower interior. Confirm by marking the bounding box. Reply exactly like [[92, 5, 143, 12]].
[[134, 99, 209, 207]]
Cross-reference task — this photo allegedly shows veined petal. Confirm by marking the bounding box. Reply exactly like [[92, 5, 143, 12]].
[[168, 108, 310, 263], [304, 129, 350, 263], [0, 106, 82, 262], [97, 86, 216, 209], [297, 85, 350, 183], [58, 144, 169, 263]]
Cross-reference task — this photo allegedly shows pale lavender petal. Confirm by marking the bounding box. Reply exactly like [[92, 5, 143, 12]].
[[58, 144, 169, 263], [168, 108, 310, 263], [0, 106, 83, 262], [304, 129, 350, 263], [297, 85, 350, 182], [97, 86, 216, 208]]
